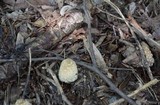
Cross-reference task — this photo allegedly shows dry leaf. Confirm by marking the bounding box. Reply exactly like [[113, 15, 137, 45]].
[[122, 41, 154, 67], [128, 2, 136, 15], [107, 43, 118, 52], [16, 32, 24, 49], [122, 52, 141, 67], [95, 36, 106, 47], [40, 10, 60, 26], [6, 10, 25, 21], [122, 43, 142, 67], [83, 38, 112, 78], [69, 28, 86, 41], [33, 18, 46, 27]]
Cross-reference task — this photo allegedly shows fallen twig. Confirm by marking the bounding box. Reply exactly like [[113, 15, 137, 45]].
[[22, 48, 32, 98], [110, 78, 159, 105], [103, 0, 155, 80], [82, 0, 112, 78], [82, 0, 97, 66], [128, 15, 156, 80], [0, 56, 137, 105], [128, 15, 160, 51], [47, 62, 73, 105]]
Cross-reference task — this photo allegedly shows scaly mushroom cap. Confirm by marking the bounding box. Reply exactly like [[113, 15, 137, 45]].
[[141, 42, 154, 66], [58, 58, 78, 83], [15, 99, 31, 105]]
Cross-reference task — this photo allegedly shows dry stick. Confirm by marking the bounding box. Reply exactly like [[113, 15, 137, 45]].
[[74, 60, 137, 105], [22, 48, 32, 98], [4, 84, 11, 105], [0, 56, 137, 105], [100, 2, 156, 90], [128, 16, 155, 80], [132, 31, 154, 80], [104, 0, 154, 80], [36, 62, 72, 105], [96, 7, 123, 21], [130, 68, 159, 102], [82, 0, 97, 66], [83, 0, 112, 78], [47, 63, 72, 105], [103, 0, 130, 27], [1, 1, 133, 104], [130, 18, 160, 51], [42, 57, 137, 105], [24, 0, 40, 12], [93, 0, 137, 104], [0, 7, 21, 82], [35, 68, 56, 86], [36, 66, 72, 105], [110, 79, 159, 105]]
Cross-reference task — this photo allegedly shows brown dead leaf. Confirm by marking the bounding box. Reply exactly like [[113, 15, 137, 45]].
[[69, 28, 86, 41], [128, 15, 149, 37], [83, 38, 112, 78]]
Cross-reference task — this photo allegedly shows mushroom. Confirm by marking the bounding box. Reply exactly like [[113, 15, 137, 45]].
[[15, 99, 31, 105], [58, 58, 78, 83], [141, 42, 154, 66]]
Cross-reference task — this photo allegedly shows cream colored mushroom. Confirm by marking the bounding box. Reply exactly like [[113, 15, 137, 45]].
[[58, 58, 78, 83], [15, 99, 31, 105], [141, 42, 154, 66]]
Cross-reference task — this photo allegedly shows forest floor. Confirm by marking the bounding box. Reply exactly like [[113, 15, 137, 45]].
[[0, 0, 160, 105]]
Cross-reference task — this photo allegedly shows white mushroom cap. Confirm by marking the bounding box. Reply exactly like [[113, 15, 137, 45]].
[[58, 58, 78, 83], [15, 99, 31, 105]]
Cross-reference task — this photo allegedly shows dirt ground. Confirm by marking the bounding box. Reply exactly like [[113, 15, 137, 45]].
[[0, 0, 160, 105]]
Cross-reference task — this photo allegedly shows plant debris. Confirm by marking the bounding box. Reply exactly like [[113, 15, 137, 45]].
[[0, 0, 160, 105]]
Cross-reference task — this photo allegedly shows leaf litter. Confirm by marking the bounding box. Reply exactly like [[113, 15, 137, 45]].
[[0, 0, 160, 105]]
